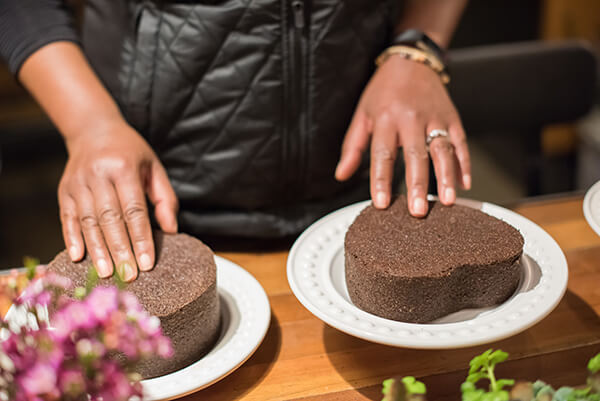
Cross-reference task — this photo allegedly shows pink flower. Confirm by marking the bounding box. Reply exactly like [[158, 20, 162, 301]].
[[86, 286, 118, 321], [16, 274, 70, 308], [3, 269, 174, 401], [17, 362, 57, 396], [51, 301, 97, 341], [138, 339, 153, 356], [42, 273, 71, 290], [119, 291, 143, 313], [58, 368, 85, 397], [156, 336, 174, 359], [136, 315, 161, 337], [94, 361, 141, 401]]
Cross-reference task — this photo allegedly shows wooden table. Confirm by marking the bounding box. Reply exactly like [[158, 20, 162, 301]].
[[3, 195, 598, 400], [189, 195, 600, 401]]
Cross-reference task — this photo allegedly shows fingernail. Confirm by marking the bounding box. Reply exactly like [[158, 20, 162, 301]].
[[124, 262, 137, 282], [68, 246, 79, 261], [463, 174, 472, 189], [139, 253, 153, 271], [375, 192, 388, 208], [96, 259, 111, 278], [444, 187, 456, 203], [413, 197, 426, 215], [118, 262, 136, 282]]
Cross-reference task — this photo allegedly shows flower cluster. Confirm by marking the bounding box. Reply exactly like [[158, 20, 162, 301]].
[[0, 264, 172, 401]]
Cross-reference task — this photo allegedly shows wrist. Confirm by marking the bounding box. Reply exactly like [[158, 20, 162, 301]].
[[63, 113, 129, 153], [375, 45, 449, 84]]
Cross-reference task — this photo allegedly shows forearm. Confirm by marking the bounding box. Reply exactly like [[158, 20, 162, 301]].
[[18, 42, 124, 149], [395, 0, 468, 49]]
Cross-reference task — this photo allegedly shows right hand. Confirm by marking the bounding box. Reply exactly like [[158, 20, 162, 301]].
[[58, 118, 178, 282]]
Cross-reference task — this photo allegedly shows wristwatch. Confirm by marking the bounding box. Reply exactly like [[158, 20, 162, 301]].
[[376, 29, 449, 83], [391, 29, 447, 63]]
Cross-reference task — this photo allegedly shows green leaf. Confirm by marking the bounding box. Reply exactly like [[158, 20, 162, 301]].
[[470, 350, 493, 374], [463, 388, 486, 401], [489, 350, 509, 366], [402, 377, 426, 395], [588, 372, 600, 392], [23, 256, 39, 281], [570, 387, 591, 397], [496, 379, 515, 391], [382, 379, 394, 396], [481, 391, 510, 401], [85, 267, 99, 296], [536, 393, 553, 401], [74, 287, 87, 300], [562, 386, 596, 401], [553, 387, 575, 401], [469, 355, 486, 374], [467, 372, 488, 384], [533, 380, 551, 395], [112, 265, 127, 290], [535, 388, 555, 401], [588, 354, 600, 374]]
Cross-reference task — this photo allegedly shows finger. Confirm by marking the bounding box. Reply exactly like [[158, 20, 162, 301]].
[[427, 125, 456, 206], [90, 179, 138, 282], [73, 186, 114, 279], [58, 190, 84, 262], [400, 121, 429, 217], [370, 116, 397, 209], [146, 161, 178, 233], [449, 123, 471, 190], [114, 172, 155, 272], [335, 110, 370, 181]]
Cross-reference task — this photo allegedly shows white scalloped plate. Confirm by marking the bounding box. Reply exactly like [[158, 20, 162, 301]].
[[287, 198, 568, 349], [3, 256, 271, 401], [583, 180, 600, 237]]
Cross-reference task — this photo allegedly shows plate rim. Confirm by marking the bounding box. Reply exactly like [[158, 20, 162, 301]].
[[583, 180, 600, 237], [286, 198, 569, 349]]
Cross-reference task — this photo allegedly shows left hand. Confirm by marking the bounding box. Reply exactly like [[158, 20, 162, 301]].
[[335, 55, 471, 217]]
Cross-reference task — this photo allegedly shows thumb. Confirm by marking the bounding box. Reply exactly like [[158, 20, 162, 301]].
[[146, 160, 178, 233]]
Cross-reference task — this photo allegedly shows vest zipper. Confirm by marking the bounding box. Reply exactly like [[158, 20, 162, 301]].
[[285, 0, 307, 201], [292, 0, 305, 28]]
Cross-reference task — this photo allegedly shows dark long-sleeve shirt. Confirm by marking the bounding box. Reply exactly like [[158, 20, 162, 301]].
[[0, 0, 79, 75]]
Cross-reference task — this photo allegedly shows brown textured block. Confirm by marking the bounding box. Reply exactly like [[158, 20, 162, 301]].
[[47, 231, 220, 378], [345, 196, 523, 323]]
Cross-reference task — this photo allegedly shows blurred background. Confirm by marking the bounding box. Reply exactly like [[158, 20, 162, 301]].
[[0, 0, 599, 267]]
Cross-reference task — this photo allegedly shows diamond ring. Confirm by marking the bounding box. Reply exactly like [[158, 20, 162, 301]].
[[426, 129, 449, 145]]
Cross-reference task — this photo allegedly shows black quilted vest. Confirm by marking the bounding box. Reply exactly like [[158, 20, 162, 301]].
[[82, 0, 397, 238]]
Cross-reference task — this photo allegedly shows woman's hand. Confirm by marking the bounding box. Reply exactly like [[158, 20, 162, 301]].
[[58, 119, 178, 281], [335, 56, 471, 216]]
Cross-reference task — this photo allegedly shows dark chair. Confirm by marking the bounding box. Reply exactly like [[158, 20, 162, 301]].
[[447, 40, 597, 195]]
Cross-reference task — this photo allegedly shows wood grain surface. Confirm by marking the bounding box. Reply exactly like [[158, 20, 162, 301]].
[[192, 195, 600, 401], [3, 195, 599, 400]]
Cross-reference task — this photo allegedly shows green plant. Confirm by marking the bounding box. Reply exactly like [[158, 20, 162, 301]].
[[461, 349, 514, 401], [382, 376, 426, 401], [381, 350, 600, 401]]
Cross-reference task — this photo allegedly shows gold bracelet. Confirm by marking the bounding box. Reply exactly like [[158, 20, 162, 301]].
[[375, 45, 450, 84]]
